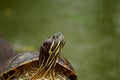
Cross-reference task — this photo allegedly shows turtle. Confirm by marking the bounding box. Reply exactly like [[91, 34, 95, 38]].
[[0, 32, 78, 80]]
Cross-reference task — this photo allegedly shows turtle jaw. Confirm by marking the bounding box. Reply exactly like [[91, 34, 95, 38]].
[[39, 32, 65, 68], [42, 32, 65, 78], [45, 32, 65, 68], [49, 32, 65, 55]]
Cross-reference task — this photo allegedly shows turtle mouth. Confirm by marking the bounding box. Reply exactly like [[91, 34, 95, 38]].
[[47, 32, 65, 65], [50, 32, 65, 53], [42, 32, 65, 78]]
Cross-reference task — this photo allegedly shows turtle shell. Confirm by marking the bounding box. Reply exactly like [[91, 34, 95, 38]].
[[0, 51, 77, 80], [0, 32, 78, 80]]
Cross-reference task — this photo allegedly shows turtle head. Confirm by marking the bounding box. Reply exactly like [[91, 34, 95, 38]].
[[30, 32, 65, 80], [39, 32, 65, 66]]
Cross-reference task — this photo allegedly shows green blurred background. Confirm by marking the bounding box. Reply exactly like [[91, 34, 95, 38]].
[[0, 0, 120, 80]]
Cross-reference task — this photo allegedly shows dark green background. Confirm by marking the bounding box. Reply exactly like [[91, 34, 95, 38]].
[[0, 0, 120, 80]]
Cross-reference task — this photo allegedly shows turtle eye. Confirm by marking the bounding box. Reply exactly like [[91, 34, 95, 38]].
[[52, 35, 55, 39], [69, 74, 77, 80], [52, 34, 57, 39]]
